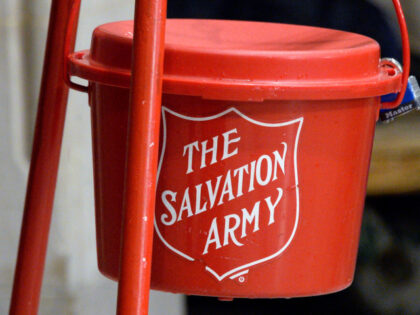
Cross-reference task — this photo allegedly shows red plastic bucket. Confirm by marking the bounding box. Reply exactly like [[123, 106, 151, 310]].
[[69, 19, 402, 298]]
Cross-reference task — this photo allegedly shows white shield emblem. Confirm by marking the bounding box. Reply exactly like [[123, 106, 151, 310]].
[[155, 106, 303, 281]]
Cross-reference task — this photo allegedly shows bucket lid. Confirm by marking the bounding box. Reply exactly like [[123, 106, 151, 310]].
[[69, 19, 401, 101]]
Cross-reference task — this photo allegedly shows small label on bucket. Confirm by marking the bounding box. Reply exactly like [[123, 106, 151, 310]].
[[154, 107, 303, 281], [380, 76, 420, 123], [380, 102, 418, 122]]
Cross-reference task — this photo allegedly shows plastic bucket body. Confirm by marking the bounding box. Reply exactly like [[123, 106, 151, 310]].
[[69, 19, 401, 298]]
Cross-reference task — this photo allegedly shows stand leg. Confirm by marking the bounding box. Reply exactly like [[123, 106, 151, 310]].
[[9, 0, 81, 313], [116, 0, 167, 314]]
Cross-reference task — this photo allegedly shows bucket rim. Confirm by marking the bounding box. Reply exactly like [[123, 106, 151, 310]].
[[68, 49, 401, 101]]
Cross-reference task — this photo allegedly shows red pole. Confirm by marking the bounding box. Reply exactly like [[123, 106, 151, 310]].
[[116, 0, 167, 313], [9, 0, 81, 314]]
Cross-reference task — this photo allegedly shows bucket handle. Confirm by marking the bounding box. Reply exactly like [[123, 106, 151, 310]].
[[380, 0, 411, 109], [62, 0, 411, 103], [63, 0, 88, 93]]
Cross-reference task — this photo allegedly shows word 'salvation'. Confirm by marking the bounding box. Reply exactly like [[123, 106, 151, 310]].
[[160, 128, 287, 254]]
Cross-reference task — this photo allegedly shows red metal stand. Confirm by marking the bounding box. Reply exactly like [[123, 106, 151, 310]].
[[9, 0, 166, 313], [9, 0, 81, 313], [116, 0, 167, 313]]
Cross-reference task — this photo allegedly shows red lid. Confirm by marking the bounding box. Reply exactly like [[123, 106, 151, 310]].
[[69, 19, 401, 101]]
